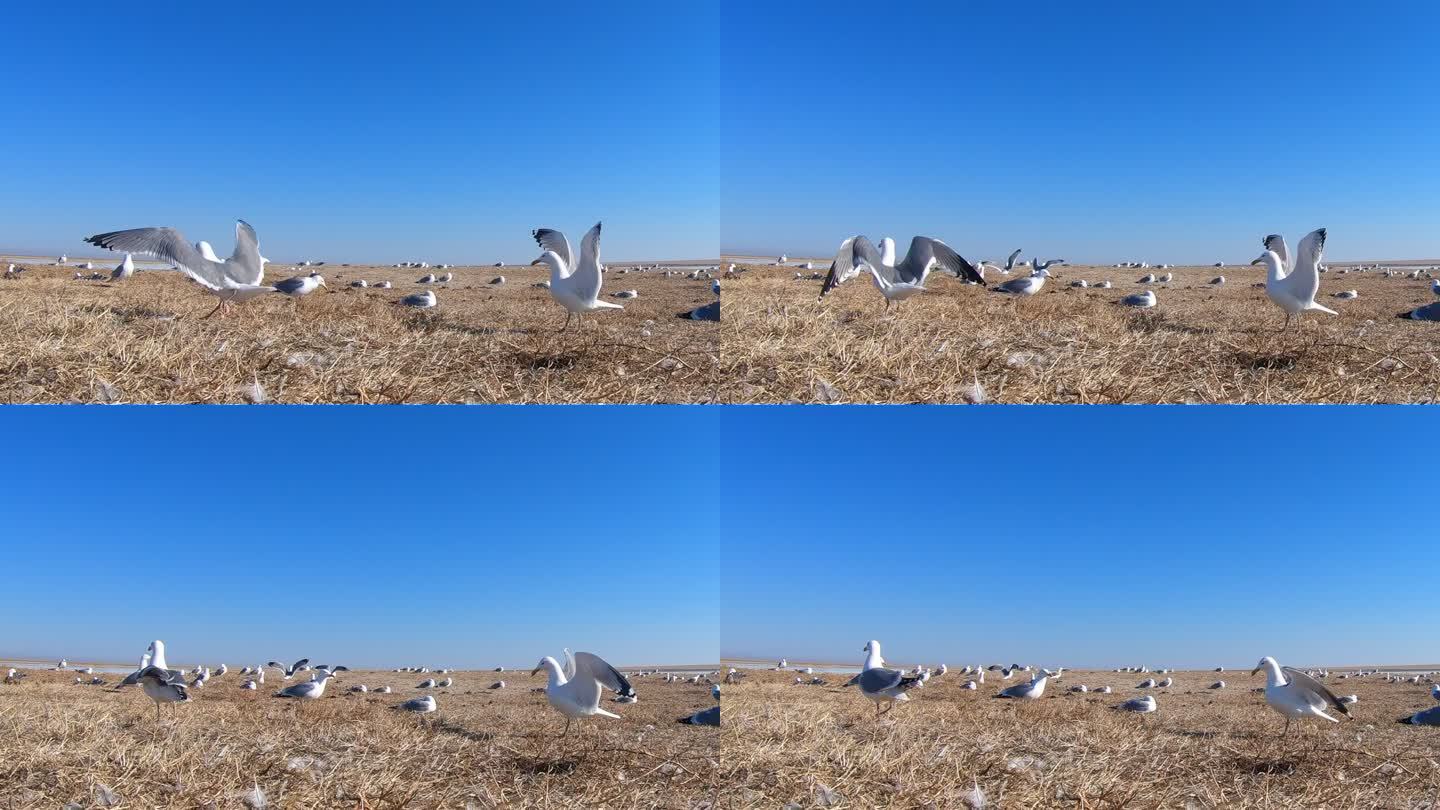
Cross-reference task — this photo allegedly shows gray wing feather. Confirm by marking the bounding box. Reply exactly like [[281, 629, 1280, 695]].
[[858, 667, 903, 692], [574, 651, 634, 697], [910, 236, 984, 285], [85, 227, 227, 291], [819, 237, 862, 299], [1005, 249, 1023, 270], [1282, 667, 1348, 715], [532, 228, 574, 270]]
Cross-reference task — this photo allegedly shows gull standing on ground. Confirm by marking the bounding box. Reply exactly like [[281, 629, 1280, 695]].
[[848, 640, 923, 716], [1254, 229, 1336, 330], [84, 221, 277, 318], [134, 666, 191, 721], [997, 671, 1049, 699], [1253, 656, 1348, 736], [533, 650, 636, 736], [531, 223, 623, 330], [275, 670, 337, 699], [274, 271, 326, 300], [819, 234, 984, 302], [110, 253, 135, 281], [991, 267, 1051, 297]]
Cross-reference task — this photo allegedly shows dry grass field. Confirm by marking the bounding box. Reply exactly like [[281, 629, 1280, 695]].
[[720, 665, 1440, 808], [720, 260, 1440, 403], [0, 665, 719, 808], [0, 261, 719, 403]]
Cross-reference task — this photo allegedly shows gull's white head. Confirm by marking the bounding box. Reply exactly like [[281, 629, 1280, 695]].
[[309, 272, 326, 287], [880, 237, 896, 266], [531, 250, 565, 274], [532, 656, 563, 678], [1033, 268, 1052, 278], [1251, 656, 1280, 677]]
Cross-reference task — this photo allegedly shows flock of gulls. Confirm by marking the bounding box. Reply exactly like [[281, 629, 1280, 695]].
[[778, 228, 1440, 325], [1, 220, 721, 327], [5, 640, 721, 737], [736, 641, 1440, 740]]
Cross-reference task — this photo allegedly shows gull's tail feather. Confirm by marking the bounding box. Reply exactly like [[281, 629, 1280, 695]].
[[1307, 302, 1338, 315], [596, 707, 622, 719], [594, 301, 623, 310]]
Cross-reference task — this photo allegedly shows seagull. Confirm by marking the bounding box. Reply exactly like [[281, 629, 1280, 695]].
[[376, 280, 392, 289], [350, 280, 368, 288], [400, 290, 437, 309], [242, 680, 258, 690], [396, 694, 437, 713], [1431, 683, 1440, 702], [267, 659, 311, 680], [532, 650, 636, 736], [1253, 656, 1348, 736], [1338, 695, 1358, 705], [117, 641, 184, 688], [1403, 706, 1440, 725], [1137, 678, 1156, 688], [437, 677, 453, 688], [275, 670, 337, 699], [997, 672, 1049, 699], [1157, 677, 1173, 688], [1120, 290, 1157, 308], [1211, 681, 1227, 689], [991, 268, 1051, 297], [531, 223, 623, 330], [1033, 258, 1066, 271], [680, 706, 720, 726], [418, 274, 436, 284], [612, 289, 638, 299], [84, 221, 277, 318], [490, 681, 506, 689], [1138, 274, 1156, 283], [818, 235, 983, 302], [274, 271, 326, 298], [1210, 276, 1225, 285], [1004, 249, 1024, 272], [847, 640, 923, 715], [417, 678, 437, 688], [1254, 229, 1337, 330], [1117, 695, 1157, 713], [133, 666, 191, 721], [1433, 279, 1440, 298], [110, 253, 135, 281], [438, 272, 453, 283]]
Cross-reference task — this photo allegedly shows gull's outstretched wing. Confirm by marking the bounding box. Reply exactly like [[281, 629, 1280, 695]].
[[1005, 248, 1023, 271], [1263, 234, 1291, 275], [1282, 666, 1348, 716], [227, 220, 265, 285], [574, 651, 635, 698], [569, 222, 604, 302], [85, 227, 230, 291], [532, 228, 574, 274], [905, 236, 984, 286], [818, 237, 864, 299]]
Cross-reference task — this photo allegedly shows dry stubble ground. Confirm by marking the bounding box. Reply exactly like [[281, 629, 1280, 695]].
[[721, 666, 1440, 808], [0, 666, 718, 808], [721, 261, 1440, 403], [0, 261, 719, 403]]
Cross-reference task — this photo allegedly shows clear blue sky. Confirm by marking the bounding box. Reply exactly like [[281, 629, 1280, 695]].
[[721, 1, 1440, 264], [1, 2, 718, 264], [0, 407, 718, 669], [720, 407, 1438, 669]]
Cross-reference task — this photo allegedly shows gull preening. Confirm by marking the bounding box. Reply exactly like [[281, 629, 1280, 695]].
[[533, 649, 636, 736], [1253, 656, 1348, 737], [117, 640, 184, 688], [1254, 229, 1337, 329], [84, 221, 277, 318], [532, 223, 623, 330], [848, 640, 923, 715], [818, 235, 984, 306]]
